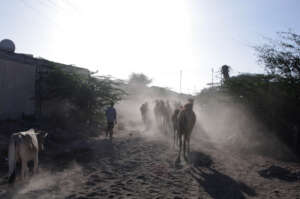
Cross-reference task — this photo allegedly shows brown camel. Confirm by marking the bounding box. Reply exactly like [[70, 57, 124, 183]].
[[154, 99, 170, 133], [140, 102, 148, 124], [176, 99, 196, 162], [171, 108, 181, 147], [154, 100, 162, 126], [140, 102, 151, 131]]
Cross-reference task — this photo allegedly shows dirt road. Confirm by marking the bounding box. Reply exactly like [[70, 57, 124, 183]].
[[1, 129, 299, 199]]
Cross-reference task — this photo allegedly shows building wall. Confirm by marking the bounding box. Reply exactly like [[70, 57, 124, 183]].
[[0, 59, 36, 120], [0, 50, 90, 120]]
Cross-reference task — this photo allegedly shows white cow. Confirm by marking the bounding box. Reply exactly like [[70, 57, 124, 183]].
[[8, 129, 47, 183]]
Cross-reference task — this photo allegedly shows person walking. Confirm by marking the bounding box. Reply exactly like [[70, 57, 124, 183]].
[[105, 102, 117, 139]]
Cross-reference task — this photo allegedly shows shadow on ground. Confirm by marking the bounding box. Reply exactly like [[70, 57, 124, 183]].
[[44, 136, 118, 167], [188, 150, 257, 199], [258, 165, 300, 182], [189, 151, 213, 167], [0, 136, 120, 199]]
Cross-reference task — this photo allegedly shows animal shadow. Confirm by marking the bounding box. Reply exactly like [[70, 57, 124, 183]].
[[188, 150, 256, 199], [258, 165, 300, 182], [189, 151, 213, 167]]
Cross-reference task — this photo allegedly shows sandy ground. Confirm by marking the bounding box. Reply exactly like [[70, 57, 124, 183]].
[[0, 128, 299, 199]]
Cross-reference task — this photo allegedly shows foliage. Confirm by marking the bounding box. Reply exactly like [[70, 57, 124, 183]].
[[128, 73, 152, 86], [197, 73, 300, 154], [196, 86, 226, 105], [196, 31, 300, 154], [255, 31, 300, 80], [41, 66, 125, 125]]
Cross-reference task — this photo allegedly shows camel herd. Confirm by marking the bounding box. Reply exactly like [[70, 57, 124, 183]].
[[8, 98, 195, 183], [140, 98, 196, 162]]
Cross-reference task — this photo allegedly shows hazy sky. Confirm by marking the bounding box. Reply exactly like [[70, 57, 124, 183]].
[[1, 0, 300, 94]]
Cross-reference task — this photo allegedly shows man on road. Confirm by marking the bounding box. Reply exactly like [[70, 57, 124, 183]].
[[105, 102, 117, 139]]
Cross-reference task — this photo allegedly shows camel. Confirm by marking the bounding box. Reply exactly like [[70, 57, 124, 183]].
[[140, 102, 151, 130], [154, 100, 165, 129], [171, 101, 183, 147], [8, 129, 48, 183], [160, 100, 170, 132], [140, 102, 148, 125], [154, 100, 162, 126], [154, 99, 173, 135], [164, 100, 173, 130], [171, 108, 180, 147], [176, 99, 196, 162]]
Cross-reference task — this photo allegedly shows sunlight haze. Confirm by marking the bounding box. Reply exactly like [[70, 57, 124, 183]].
[[1, 0, 300, 94]]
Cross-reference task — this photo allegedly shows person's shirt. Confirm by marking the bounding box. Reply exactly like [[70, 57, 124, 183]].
[[105, 107, 116, 123]]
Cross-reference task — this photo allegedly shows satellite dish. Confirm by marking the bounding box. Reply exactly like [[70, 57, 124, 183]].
[[0, 39, 16, 53]]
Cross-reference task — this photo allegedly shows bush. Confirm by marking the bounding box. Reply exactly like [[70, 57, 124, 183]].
[[40, 66, 125, 127], [197, 73, 300, 154]]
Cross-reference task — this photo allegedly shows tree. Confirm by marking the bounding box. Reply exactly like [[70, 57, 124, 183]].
[[255, 31, 300, 81], [128, 73, 152, 87], [41, 66, 125, 126]]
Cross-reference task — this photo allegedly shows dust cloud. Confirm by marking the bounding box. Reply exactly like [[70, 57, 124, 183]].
[[116, 86, 295, 160], [115, 85, 187, 138], [8, 163, 83, 199], [3, 87, 298, 199], [192, 97, 295, 160]]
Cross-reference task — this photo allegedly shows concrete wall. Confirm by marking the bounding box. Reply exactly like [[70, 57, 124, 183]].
[[0, 59, 36, 120], [0, 50, 90, 120]]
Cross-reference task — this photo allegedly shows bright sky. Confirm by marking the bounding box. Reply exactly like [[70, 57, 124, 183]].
[[1, 0, 300, 94]]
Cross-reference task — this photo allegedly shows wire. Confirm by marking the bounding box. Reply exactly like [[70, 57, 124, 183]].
[[18, 0, 63, 30]]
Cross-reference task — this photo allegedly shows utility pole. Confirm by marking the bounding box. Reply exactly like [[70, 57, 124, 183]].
[[207, 67, 221, 87]]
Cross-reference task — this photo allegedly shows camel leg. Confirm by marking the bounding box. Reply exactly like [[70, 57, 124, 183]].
[[187, 135, 191, 162], [21, 159, 27, 180], [187, 134, 191, 155], [25, 164, 29, 179], [173, 128, 176, 148], [183, 134, 188, 161], [33, 151, 38, 174], [176, 129, 179, 146], [176, 134, 182, 163], [20, 161, 24, 180]]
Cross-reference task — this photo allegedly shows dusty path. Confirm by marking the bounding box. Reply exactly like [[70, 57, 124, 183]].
[[0, 129, 299, 199]]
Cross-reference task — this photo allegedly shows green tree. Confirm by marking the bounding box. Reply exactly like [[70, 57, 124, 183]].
[[255, 31, 300, 81], [41, 66, 125, 126]]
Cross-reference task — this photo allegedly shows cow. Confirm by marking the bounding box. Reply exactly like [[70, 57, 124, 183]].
[[8, 129, 47, 183]]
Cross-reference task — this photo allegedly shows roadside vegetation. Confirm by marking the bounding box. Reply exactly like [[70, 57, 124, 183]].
[[196, 31, 300, 155]]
